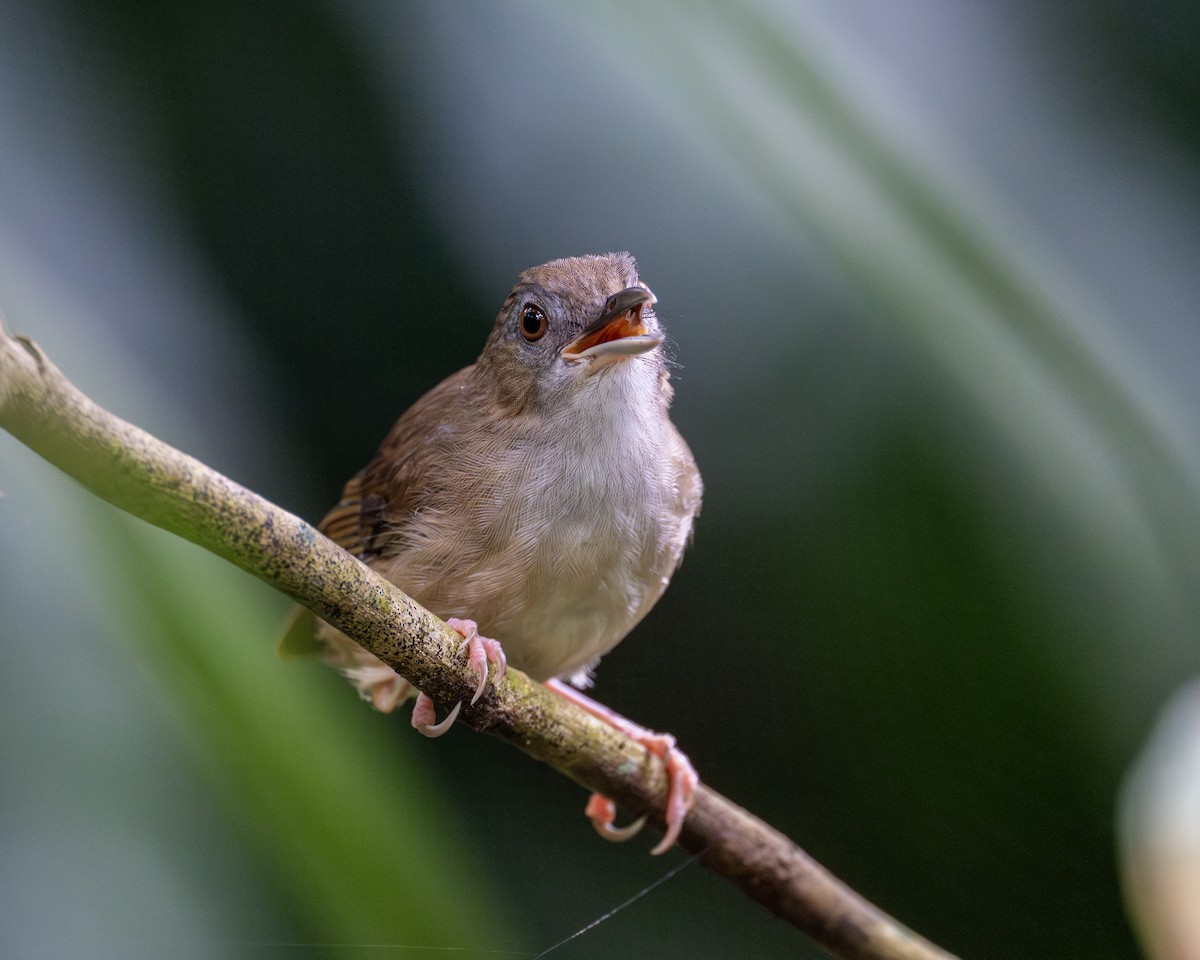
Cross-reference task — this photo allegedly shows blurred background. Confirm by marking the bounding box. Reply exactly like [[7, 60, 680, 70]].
[[2, 1, 1199, 957]]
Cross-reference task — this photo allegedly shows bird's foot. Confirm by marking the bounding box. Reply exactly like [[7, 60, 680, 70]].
[[411, 617, 506, 738], [546, 679, 698, 855], [448, 617, 508, 704]]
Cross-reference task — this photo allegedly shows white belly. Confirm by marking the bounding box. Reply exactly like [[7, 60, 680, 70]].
[[381, 396, 698, 683]]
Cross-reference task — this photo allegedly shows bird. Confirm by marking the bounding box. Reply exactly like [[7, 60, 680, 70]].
[[281, 252, 702, 852]]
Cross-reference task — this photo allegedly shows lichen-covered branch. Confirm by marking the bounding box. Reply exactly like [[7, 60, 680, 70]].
[[0, 320, 960, 960]]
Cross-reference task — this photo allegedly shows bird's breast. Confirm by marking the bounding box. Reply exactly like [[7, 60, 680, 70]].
[[381, 397, 698, 684]]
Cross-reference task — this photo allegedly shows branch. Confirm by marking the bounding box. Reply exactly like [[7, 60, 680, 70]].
[[0, 320, 960, 960]]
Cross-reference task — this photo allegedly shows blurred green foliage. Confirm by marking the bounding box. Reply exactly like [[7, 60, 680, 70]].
[[3, 1, 1199, 958]]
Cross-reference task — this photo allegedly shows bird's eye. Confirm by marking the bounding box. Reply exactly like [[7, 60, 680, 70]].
[[520, 304, 548, 341]]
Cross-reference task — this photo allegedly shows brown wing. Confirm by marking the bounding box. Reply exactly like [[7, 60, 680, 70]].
[[276, 365, 477, 658], [316, 364, 477, 562], [314, 470, 391, 563]]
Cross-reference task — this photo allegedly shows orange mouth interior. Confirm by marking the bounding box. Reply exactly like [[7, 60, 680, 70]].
[[564, 311, 648, 357]]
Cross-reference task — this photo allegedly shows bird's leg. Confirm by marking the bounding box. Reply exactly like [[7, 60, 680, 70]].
[[411, 617, 507, 738], [545, 678, 698, 855]]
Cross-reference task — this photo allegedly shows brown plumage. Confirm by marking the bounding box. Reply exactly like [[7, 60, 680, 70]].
[[282, 252, 704, 851], [286, 252, 701, 714]]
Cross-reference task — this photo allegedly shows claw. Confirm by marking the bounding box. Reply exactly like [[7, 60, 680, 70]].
[[412, 693, 461, 738], [447, 617, 507, 705], [637, 732, 698, 855], [585, 793, 647, 842], [406, 618, 505, 738], [546, 678, 698, 854]]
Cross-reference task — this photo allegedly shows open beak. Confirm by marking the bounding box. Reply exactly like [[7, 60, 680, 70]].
[[561, 284, 663, 361]]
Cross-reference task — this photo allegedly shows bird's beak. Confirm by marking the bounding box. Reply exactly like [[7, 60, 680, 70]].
[[561, 284, 664, 361]]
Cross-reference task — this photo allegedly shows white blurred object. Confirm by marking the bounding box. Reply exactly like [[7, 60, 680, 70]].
[[1121, 680, 1200, 960]]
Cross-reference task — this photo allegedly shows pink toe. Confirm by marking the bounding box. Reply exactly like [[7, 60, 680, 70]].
[[482, 636, 507, 683], [649, 741, 698, 854], [446, 617, 506, 705], [585, 793, 646, 843], [412, 693, 461, 738], [544, 680, 698, 854], [467, 640, 489, 704], [447, 617, 477, 640]]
